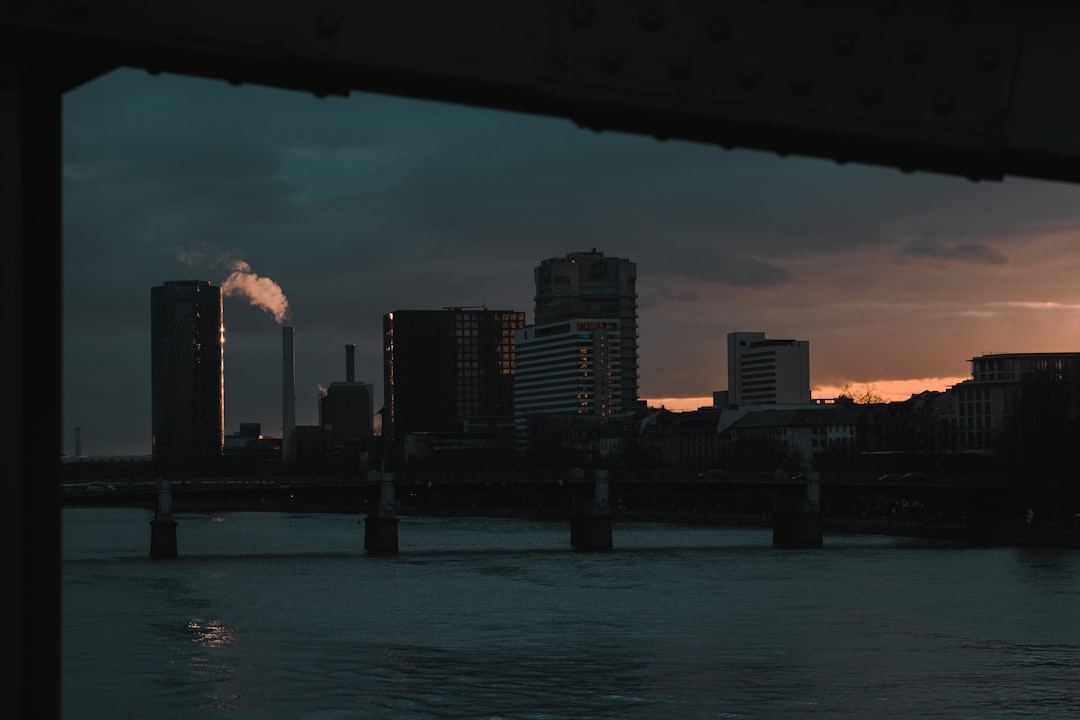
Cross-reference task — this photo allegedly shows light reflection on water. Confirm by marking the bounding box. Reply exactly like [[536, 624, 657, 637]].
[[188, 618, 236, 648], [63, 508, 1080, 719]]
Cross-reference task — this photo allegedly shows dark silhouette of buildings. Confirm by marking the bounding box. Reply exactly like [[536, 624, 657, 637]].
[[320, 344, 374, 449], [150, 280, 224, 468], [282, 325, 296, 461], [953, 352, 1080, 449], [383, 308, 525, 462]]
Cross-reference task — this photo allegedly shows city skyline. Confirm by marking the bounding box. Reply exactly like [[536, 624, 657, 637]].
[[62, 68, 1080, 456]]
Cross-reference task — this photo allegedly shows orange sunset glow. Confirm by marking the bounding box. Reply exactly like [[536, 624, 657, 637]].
[[644, 376, 969, 412]]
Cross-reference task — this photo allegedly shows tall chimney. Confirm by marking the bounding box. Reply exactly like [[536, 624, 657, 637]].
[[283, 326, 296, 460], [346, 343, 356, 383]]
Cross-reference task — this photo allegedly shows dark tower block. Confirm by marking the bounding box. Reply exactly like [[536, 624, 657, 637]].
[[150, 280, 224, 471], [534, 250, 639, 414], [383, 308, 525, 464]]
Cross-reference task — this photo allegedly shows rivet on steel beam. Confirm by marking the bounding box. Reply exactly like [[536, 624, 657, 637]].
[[903, 41, 926, 65], [977, 48, 1000, 71], [933, 89, 955, 113], [641, 8, 663, 31], [948, 1, 971, 24], [874, 0, 897, 16], [599, 53, 622, 74], [789, 73, 813, 95], [737, 67, 760, 90], [709, 18, 731, 42], [668, 58, 691, 81], [316, 13, 338, 37], [832, 33, 855, 56], [572, 2, 594, 26], [859, 82, 882, 107]]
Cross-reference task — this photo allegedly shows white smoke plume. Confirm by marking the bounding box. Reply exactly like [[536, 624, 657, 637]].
[[221, 260, 290, 323]]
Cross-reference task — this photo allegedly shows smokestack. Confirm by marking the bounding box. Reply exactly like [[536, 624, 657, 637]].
[[283, 326, 296, 460], [75, 426, 82, 458], [346, 344, 356, 383]]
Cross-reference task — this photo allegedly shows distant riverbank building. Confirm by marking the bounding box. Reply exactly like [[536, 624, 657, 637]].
[[726, 331, 811, 405], [533, 249, 638, 412], [953, 352, 1080, 449], [383, 308, 525, 461], [320, 344, 375, 449], [514, 318, 624, 449], [150, 280, 224, 467]]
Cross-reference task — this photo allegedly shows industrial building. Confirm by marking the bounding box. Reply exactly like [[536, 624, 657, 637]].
[[319, 344, 375, 449]]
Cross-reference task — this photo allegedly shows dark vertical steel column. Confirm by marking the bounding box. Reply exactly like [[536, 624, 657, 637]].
[[0, 77, 62, 720]]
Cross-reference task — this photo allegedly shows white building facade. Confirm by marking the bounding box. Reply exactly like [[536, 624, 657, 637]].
[[514, 318, 623, 447], [727, 331, 811, 405], [534, 250, 638, 413]]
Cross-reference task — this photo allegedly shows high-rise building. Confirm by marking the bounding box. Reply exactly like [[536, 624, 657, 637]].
[[150, 280, 224, 466], [534, 249, 638, 411], [513, 318, 623, 448], [727, 331, 810, 405], [383, 308, 525, 455]]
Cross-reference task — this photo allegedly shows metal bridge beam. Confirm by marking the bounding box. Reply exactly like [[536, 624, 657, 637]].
[[3, 1, 1080, 183]]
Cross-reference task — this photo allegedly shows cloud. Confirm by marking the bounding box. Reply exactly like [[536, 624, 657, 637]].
[[658, 288, 701, 304], [900, 238, 1008, 265], [698, 251, 792, 287], [652, 243, 792, 288]]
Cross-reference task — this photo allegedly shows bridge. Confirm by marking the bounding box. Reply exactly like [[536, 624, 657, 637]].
[[62, 469, 1020, 544]]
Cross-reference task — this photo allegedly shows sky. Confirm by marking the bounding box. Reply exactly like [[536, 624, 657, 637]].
[[61, 68, 1080, 457]]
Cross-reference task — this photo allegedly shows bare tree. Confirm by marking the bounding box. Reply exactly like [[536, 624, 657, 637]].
[[839, 383, 886, 404]]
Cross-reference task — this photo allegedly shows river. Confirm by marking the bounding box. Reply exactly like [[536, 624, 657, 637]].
[[62, 507, 1079, 719]]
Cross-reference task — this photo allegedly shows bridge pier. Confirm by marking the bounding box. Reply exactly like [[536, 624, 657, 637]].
[[570, 469, 613, 551], [363, 470, 398, 555], [772, 472, 823, 548], [150, 477, 177, 558]]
